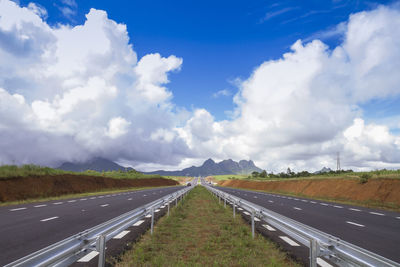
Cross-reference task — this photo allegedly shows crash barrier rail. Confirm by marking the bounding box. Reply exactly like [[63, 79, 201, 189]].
[[5, 185, 195, 267], [203, 183, 400, 267]]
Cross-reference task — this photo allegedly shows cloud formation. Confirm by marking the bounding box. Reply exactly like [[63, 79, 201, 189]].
[[179, 5, 400, 172], [0, 1, 399, 172]]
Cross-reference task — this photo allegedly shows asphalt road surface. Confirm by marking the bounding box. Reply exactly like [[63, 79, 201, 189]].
[[214, 186, 400, 264], [0, 186, 183, 266]]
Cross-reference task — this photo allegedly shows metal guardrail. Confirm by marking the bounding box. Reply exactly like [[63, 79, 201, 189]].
[[203, 182, 400, 267], [5, 185, 195, 267]]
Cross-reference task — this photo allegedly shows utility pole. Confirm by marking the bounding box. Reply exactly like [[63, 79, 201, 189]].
[[336, 152, 341, 171]]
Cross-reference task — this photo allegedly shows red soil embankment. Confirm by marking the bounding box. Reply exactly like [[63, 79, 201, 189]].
[[218, 178, 400, 206], [0, 175, 179, 202]]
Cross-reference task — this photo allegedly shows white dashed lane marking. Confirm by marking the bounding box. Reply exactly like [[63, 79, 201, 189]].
[[113, 230, 130, 239], [317, 257, 334, 267], [90, 197, 96, 199], [34, 204, 46, 208], [53, 202, 63, 205], [369, 212, 385, 216], [310, 201, 317, 204], [320, 203, 329, 206], [101, 204, 109, 207], [40, 216, 58, 222], [349, 208, 361, 212], [279, 236, 300, 246], [77, 251, 99, 262], [396, 217, 400, 220], [133, 220, 145, 226], [10, 207, 27, 211], [80, 198, 87, 201], [333, 205, 343, 209], [346, 221, 365, 227], [268, 200, 274, 203], [293, 207, 302, 211], [67, 200, 76, 203], [128, 198, 132, 200], [262, 224, 276, 231]]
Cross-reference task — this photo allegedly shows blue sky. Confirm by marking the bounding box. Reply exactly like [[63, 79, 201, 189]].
[[17, 0, 396, 121], [1, 0, 400, 171]]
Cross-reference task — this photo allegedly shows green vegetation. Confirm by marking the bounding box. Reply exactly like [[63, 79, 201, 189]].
[[0, 164, 162, 179], [210, 174, 249, 181], [212, 169, 400, 182], [116, 186, 298, 267]]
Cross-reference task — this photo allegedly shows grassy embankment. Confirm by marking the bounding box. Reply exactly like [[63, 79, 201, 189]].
[[0, 165, 180, 204], [0, 164, 162, 179], [116, 186, 298, 267], [213, 170, 400, 212]]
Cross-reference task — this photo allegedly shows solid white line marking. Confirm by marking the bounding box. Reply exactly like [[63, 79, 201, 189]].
[[333, 205, 343, 208], [317, 257, 333, 267], [263, 224, 276, 231], [349, 208, 361, 212], [68, 200, 76, 203], [133, 220, 145, 226], [113, 230, 130, 239], [369, 212, 385, 216], [77, 251, 99, 262], [10, 207, 27, 211], [346, 221, 365, 227], [40, 216, 58, 222], [53, 202, 63, 205], [293, 207, 302, 210], [34, 205, 47, 208], [279, 236, 300, 246]]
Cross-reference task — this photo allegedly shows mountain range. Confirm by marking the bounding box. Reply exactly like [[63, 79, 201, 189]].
[[57, 158, 262, 176], [143, 158, 262, 176], [57, 157, 133, 172]]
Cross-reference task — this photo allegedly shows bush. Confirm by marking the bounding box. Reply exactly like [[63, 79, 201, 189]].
[[359, 173, 372, 184]]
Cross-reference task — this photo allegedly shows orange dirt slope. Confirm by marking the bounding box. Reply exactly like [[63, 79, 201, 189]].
[[0, 174, 179, 202], [218, 178, 400, 206]]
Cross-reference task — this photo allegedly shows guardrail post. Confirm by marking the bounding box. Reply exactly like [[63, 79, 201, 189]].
[[233, 201, 236, 218], [175, 196, 178, 206], [251, 210, 255, 239], [97, 235, 106, 267], [219, 194, 221, 204], [224, 196, 226, 208], [151, 208, 154, 235], [167, 201, 170, 217], [310, 239, 318, 267]]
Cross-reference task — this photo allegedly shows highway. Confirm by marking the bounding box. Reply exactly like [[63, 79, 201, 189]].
[[214, 185, 400, 263], [0, 186, 184, 266]]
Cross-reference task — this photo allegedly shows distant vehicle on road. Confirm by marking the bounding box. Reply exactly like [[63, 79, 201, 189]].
[[187, 183, 191, 186]]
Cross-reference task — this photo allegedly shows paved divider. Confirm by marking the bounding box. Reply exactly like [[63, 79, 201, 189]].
[[203, 181, 400, 267], [5, 184, 195, 267]]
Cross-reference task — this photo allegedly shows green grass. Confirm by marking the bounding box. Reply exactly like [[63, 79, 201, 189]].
[[211, 174, 249, 181], [115, 186, 298, 267], [212, 169, 400, 182], [0, 164, 163, 179]]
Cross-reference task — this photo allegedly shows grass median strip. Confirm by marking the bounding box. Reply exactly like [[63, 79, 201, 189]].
[[115, 186, 299, 267]]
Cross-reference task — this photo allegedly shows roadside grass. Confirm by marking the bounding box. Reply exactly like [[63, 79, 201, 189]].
[[0, 186, 179, 207], [223, 186, 400, 212], [210, 169, 400, 182], [0, 164, 163, 179], [115, 186, 298, 267]]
